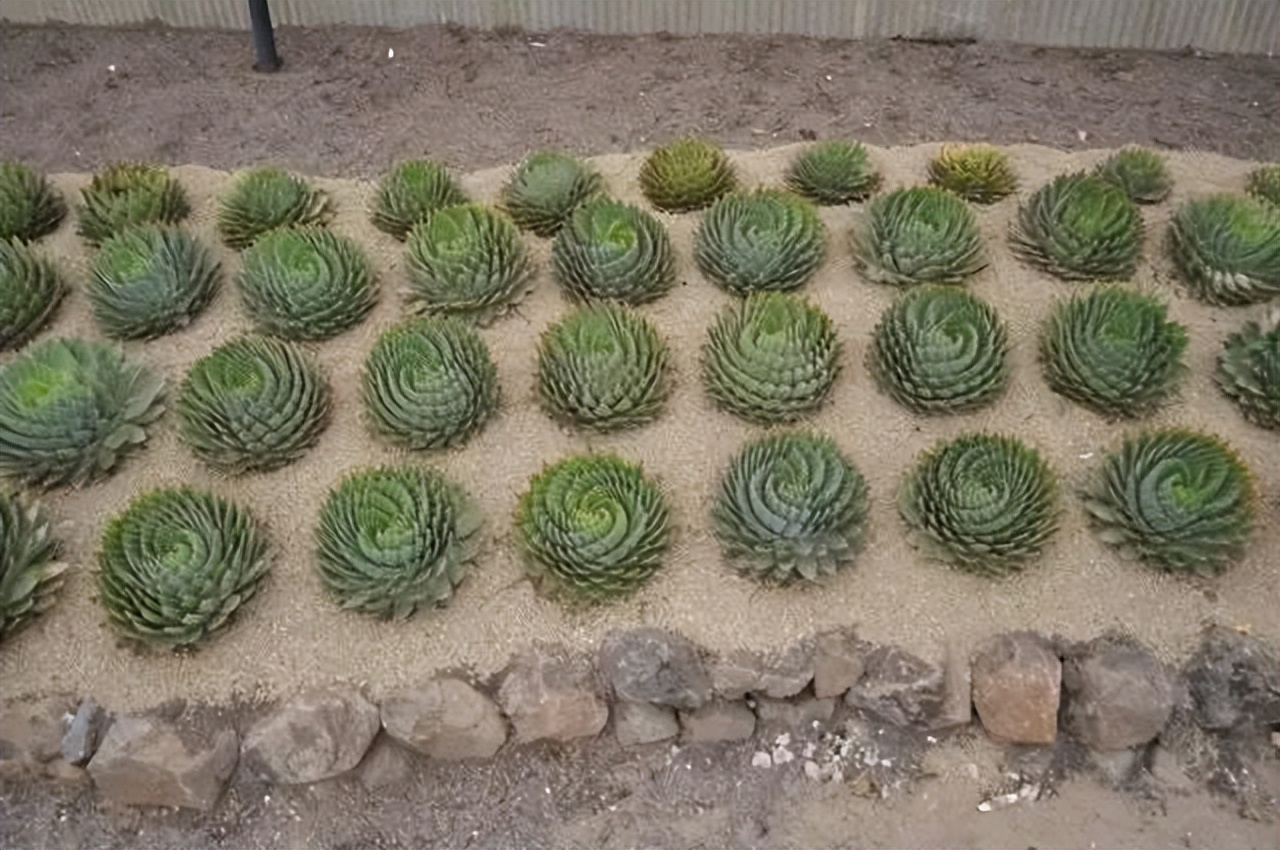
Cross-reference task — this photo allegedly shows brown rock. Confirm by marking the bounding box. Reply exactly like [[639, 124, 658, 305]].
[[496, 650, 608, 744], [86, 716, 237, 811], [971, 632, 1061, 745], [380, 678, 507, 760], [241, 685, 381, 784], [0, 694, 75, 778]]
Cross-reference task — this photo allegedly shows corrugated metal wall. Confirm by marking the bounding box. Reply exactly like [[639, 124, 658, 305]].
[[1, 0, 1275, 55]]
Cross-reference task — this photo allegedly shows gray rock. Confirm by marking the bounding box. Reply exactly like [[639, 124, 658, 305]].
[[380, 678, 507, 760], [86, 716, 237, 811], [754, 696, 835, 730], [598, 628, 711, 711], [613, 701, 679, 747], [679, 700, 757, 742], [845, 645, 945, 728], [710, 642, 815, 701], [355, 735, 416, 792], [0, 694, 74, 778], [710, 650, 763, 701], [496, 650, 608, 744], [1184, 627, 1280, 733], [936, 641, 973, 731], [1064, 636, 1175, 752], [241, 685, 381, 784], [813, 629, 866, 699], [61, 698, 108, 766], [971, 632, 1061, 745]]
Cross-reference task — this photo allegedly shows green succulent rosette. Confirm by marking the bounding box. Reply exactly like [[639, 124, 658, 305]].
[[1012, 172, 1143, 282], [1215, 320, 1279, 430], [1244, 164, 1280, 208], [537, 303, 670, 432], [853, 186, 986, 286], [88, 225, 221, 340], [899, 433, 1059, 577], [237, 226, 377, 341], [551, 199, 675, 304], [0, 489, 68, 643], [217, 167, 333, 250], [0, 238, 67, 351], [502, 150, 604, 238], [703, 292, 841, 425], [785, 140, 881, 205], [371, 158, 467, 240], [177, 336, 332, 474], [694, 189, 827, 294], [1039, 285, 1187, 419], [1167, 193, 1280, 306], [77, 162, 191, 247], [870, 285, 1009, 415], [362, 316, 498, 450], [1092, 147, 1173, 204], [713, 431, 870, 584], [0, 338, 166, 488], [926, 144, 1018, 204], [1083, 429, 1255, 575], [97, 487, 271, 648], [404, 203, 533, 323], [316, 466, 482, 619], [639, 138, 737, 213], [0, 162, 66, 243], [515, 454, 669, 602]]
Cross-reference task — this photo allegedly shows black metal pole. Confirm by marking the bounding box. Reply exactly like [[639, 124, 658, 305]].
[[248, 0, 281, 72]]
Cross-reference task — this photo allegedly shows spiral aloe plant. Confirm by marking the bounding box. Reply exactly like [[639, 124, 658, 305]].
[[316, 466, 483, 619], [0, 162, 66, 243], [926, 144, 1018, 204], [1039, 285, 1187, 419], [0, 338, 165, 488], [785, 140, 881, 205], [237, 226, 377, 341], [97, 487, 271, 647], [515, 454, 669, 602], [404, 203, 533, 323], [0, 489, 67, 643], [77, 163, 191, 246], [0, 238, 66, 352], [362, 316, 498, 450], [1244, 164, 1280, 208], [853, 186, 986, 286], [217, 167, 333, 250], [177, 336, 332, 474], [714, 431, 870, 584], [88, 225, 221, 340], [870, 285, 1009, 415], [1093, 147, 1173, 204], [551, 199, 675, 304], [899, 433, 1059, 576], [537, 304, 670, 432], [502, 150, 604, 238], [639, 138, 737, 213], [1011, 173, 1143, 281], [371, 158, 467, 240], [1083, 429, 1255, 575], [694, 189, 827, 294], [1167, 193, 1280, 306], [1215, 320, 1279, 430]]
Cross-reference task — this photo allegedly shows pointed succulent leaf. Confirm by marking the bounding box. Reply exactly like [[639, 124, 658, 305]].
[[1244, 164, 1280, 208], [703, 292, 841, 425], [926, 144, 1018, 204], [694, 189, 827, 294], [217, 167, 332, 250], [0, 162, 66, 243], [785, 140, 881, 205], [713, 431, 870, 584], [1012, 173, 1143, 282], [362, 316, 497, 450], [371, 158, 467, 240], [537, 303, 670, 432], [316, 466, 482, 620], [1092, 147, 1173, 204], [1215, 320, 1279, 430], [0, 489, 68, 642], [515, 454, 669, 602], [77, 163, 191, 246], [551, 198, 675, 304], [639, 138, 736, 213], [870, 285, 1009, 414], [404, 203, 533, 323], [1083, 429, 1255, 575], [502, 150, 604, 238], [1167, 193, 1280, 306], [899, 433, 1059, 577], [177, 335, 332, 474], [1039, 284, 1187, 418], [0, 338, 166, 488], [853, 186, 986, 286], [0, 238, 66, 351], [97, 487, 271, 647]]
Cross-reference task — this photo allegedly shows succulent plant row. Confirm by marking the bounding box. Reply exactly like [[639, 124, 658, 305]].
[[371, 158, 467, 240], [1012, 172, 1143, 282], [785, 140, 881, 205], [217, 167, 333, 250], [927, 144, 1018, 204], [77, 163, 191, 247], [0, 162, 66, 243], [1215, 320, 1279, 430], [552, 199, 675, 304], [0, 488, 67, 643], [640, 137, 737, 212], [853, 186, 986, 286], [1092, 147, 1173, 204], [694, 189, 827, 294], [502, 150, 604, 237], [0, 238, 67, 351], [1167, 193, 1280, 306]]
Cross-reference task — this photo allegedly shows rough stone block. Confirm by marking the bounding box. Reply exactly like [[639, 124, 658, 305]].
[[381, 678, 507, 760], [242, 685, 381, 785], [972, 632, 1061, 745], [86, 716, 237, 811]]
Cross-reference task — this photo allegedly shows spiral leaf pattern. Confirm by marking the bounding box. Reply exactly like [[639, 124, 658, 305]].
[[1012, 173, 1143, 281], [371, 159, 467, 240], [1215, 320, 1279, 431], [551, 199, 675, 304], [1167, 194, 1280, 306], [0, 162, 66, 243], [694, 189, 827, 294], [503, 150, 603, 237], [1092, 147, 1172, 204], [853, 186, 986, 286], [785, 140, 880, 206], [926, 144, 1018, 204], [639, 138, 737, 213], [0, 238, 66, 351], [0, 489, 67, 643], [77, 163, 191, 247], [217, 167, 333, 251]]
